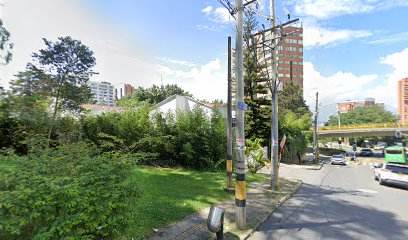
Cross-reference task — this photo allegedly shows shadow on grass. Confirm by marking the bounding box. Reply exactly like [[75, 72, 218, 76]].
[[252, 183, 408, 239]]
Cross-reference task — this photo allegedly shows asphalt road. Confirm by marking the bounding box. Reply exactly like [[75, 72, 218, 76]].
[[249, 161, 408, 240]]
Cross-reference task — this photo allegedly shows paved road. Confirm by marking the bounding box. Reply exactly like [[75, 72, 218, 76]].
[[250, 162, 408, 240]]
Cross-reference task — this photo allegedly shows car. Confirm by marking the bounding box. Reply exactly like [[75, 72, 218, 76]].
[[374, 163, 408, 187], [360, 148, 374, 157], [330, 155, 346, 165]]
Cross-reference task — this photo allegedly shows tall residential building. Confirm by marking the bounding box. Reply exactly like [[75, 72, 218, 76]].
[[231, 25, 304, 102], [256, 25, 304, 91], [115, 83, 135, 100], [398, 78, 408, 124], [337, 98, 384, 114], [89, 81, 114, 106]]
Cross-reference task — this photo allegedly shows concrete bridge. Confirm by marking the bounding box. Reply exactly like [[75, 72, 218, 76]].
[[318, 127, 408, 138]]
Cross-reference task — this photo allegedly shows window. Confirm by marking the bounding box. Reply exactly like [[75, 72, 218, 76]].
[[298, 40, 303, 44], [299, 48, 303, 52], [293, 74, 297, 78], [285, 61, 290, 64], [278, 74, 284, 77], [278, 60, 284, 64], [278, 67, 284, 70], [299, 62, 303, 65], [285, 74, 290, 77], [293, 62, 297, 65]]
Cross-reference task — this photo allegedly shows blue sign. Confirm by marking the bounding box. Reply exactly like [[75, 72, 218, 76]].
[[237, 101, 248, 110]]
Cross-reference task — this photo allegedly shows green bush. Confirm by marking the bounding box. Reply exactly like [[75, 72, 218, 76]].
[[0, 143, 137, 239]]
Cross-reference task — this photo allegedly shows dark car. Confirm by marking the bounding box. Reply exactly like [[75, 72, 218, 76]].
[[360, 148, 374, 157]]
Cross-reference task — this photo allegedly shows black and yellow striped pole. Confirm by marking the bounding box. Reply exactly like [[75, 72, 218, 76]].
[[226, 36, 234, 190]]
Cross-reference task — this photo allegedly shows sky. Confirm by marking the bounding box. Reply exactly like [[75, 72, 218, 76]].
[[1, 0, 408, 119]]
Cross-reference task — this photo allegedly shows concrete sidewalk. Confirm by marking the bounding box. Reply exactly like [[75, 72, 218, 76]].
[[150, 177, 302, 240]]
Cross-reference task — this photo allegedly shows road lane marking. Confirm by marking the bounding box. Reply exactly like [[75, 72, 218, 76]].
[[357, 189, 378, 194]]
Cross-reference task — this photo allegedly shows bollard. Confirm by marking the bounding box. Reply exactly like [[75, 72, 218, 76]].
[[207, 206, 224, 240]]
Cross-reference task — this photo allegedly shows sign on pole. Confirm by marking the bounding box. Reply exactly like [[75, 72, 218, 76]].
[[280, 134, 287, 149]]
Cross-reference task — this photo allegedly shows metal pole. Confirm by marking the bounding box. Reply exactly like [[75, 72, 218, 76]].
[[314, 92, 319, 162], [226, 36, 233, 190], [270, 0, 279, 190], [235, 0, 246, 229]]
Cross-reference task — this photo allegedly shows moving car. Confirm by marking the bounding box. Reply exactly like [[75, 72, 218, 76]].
[[360, 148, 374, 157], [374, 163, 408, 187], [331, 155, 346, 165]]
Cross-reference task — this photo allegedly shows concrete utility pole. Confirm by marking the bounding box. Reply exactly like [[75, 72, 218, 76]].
[[234, 0, 247, 229], [226, 36, 233, 190], [313, 92, 319, 162], [270, 0, 279, 191]]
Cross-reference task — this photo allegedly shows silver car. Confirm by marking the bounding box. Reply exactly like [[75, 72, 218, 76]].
[[330, 155, 346, 165], [374, 163, 408, 187]]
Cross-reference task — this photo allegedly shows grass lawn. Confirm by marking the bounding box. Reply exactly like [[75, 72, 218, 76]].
[[119, 166, 269, 239]]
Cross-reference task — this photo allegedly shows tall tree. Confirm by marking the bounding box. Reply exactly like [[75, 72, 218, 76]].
[[243, 10, 271, 141], [278, 81, 310, 117], [0, 19, 13, 65], [11, 36, 96, 145]]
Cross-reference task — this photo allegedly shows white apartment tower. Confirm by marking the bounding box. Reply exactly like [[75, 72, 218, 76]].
[[89, 81, 114, 106]]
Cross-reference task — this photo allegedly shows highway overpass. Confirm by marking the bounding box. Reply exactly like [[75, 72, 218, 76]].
[[318, 127, 408, 138]]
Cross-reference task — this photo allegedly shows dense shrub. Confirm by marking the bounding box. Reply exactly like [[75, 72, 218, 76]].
[[82, 106, 227, 170], [0, 143, 138, 239]]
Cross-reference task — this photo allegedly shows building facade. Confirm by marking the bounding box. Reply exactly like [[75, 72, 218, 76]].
[[337, 98, 384, 114], [115, 83, 135, 100], [231, 25, 303, 102], [398, 78, 408, 124], [89, 81, 114, 106]]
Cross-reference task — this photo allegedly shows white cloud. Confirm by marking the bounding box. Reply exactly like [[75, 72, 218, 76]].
[[364, 48, 408, 108], [202, 6, 213, 14], [304, 24, 372, 48], [156, 57, 196, 68], [158, 58, 227, 101], [284, 0, 408, 19], [197, 5, 234, 32], [0, 0, 158, 89], [303, 61, 378, 106], [367, 32, 408, 45]]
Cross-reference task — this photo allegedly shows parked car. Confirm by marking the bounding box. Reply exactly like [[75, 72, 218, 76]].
[[374, 163, 408, 187], [331, 155, 346, 165], [360, 148, 374, 157]]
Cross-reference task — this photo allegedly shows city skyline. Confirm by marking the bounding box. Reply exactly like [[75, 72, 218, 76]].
[[1, 0, 408, 110]]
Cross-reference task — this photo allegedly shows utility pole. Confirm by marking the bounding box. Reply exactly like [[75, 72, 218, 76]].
[[269, 0, 279, 191], [313, 92, 319, 162], [226, 36, 233, 190], [234, 0, 246, 229]]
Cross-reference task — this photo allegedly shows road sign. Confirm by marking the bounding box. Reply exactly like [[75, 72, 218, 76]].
[[280, 134, 287, 149]]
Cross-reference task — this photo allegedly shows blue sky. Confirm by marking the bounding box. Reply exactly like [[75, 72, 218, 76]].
[[1, 0, 408, 117]]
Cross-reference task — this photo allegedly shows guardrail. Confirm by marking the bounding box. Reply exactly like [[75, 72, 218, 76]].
[[318, 123, 408, 131]]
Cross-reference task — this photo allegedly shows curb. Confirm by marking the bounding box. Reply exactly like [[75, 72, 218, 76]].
[[242, 179, 303, 240]]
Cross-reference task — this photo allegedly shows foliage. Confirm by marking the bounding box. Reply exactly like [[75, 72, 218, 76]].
[[116, 84, 192, 106], [278, 82, 310, 118], [243, 10, 271, 141], [0, 18, 13, 65], [245, 138, 270, 173], [10, 36, 96, 144], [0, 143, 137, 239], [325, 106, 398, 126], [279, 110, 311, 163], [82, 106, 226, 170]]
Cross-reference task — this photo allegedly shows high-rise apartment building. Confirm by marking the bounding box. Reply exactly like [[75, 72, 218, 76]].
[[256, 26, 304, 90], [231, 26, 304, 102], [115, 83, 135, 100], [89, 81, 114, 106], [398, 78, 408, 124]]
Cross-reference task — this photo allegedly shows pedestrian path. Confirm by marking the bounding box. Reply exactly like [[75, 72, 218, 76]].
[[150, 178, 301, 240]]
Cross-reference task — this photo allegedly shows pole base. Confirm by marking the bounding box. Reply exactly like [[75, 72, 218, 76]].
[[224, 187, 235, 193]]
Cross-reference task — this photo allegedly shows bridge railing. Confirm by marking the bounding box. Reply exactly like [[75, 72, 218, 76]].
[[318, 123, 407, 131]]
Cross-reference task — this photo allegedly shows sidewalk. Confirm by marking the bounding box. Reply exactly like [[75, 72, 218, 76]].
[[150, 177, 302, 240]]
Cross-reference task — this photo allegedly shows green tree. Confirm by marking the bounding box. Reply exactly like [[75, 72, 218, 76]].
[[278, 81, 310, 117], [325, 106, 398, 126], [243, 10, 271, 141], [10, 36, 96, 145], [0, 18, 13, 65], [116, 84, 192, 106]]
